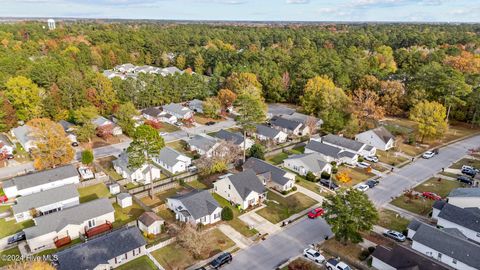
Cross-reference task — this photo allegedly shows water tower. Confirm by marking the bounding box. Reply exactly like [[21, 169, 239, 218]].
[[47, 19, 56, 30]]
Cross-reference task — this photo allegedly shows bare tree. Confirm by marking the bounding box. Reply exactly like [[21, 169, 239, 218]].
[[304, 116, 318, 134], [176, 223, 207, 259]]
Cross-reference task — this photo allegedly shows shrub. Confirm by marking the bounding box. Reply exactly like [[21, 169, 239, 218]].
[[321, 171, 331, 179], [281, 190, 288, 195], [407, 134, 416, 145], [81, 149, 94, 165], [332, 166, 338, 174], [292, 186, 297, 191], [358, 249, 371, 261], [305, 171, 316, 182], [221, 206, 234, 221], [147, 233, 156, 240], [367, 246, 376, 254], [358, 156, 364, 162]]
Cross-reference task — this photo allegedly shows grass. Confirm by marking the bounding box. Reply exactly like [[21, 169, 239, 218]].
[[0, 218, 34, 239], [194, 114, 223, 125], [112, 201, 145, 228], [397, 142, 428, 157], [186, 180, 208, 189], [115, 255, 157, 270], [13, 143, 31, 162], [321, 239, 364, 267], [285, 146, 305, 155], [140, 187, 185, 208], [166, 140, 194, 158], [439, 172, 458, 178], [336, 167, 375, 187], [0, 247, 21, 267], [439, 122, 480, 146], [295, 176, 323, 195], [157, 208, 176, 223], [125, 182, 138, 190], [266, 152, 289, 165], [450, 158, 480, 169], [158, 123, 181, 133], [213, 193, 258, 237], [377, 150, 409, 166], [78, 183, 111, 203], [97, 156, 124, 181], [377, 209, 410, 232], [0, 204, 10, 213], [257, 191, 317, 224]]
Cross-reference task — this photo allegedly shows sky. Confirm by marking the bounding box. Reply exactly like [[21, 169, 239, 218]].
[[0, 0, 479, 22]]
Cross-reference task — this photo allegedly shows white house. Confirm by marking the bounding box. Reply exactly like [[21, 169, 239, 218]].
[[153, 147, 192, 174], [114, 63, 136, 73], [2, 165, 80, 199], [270, 116, 310, 136], [55, 226, 147, 270], [187, 134, 220, 157], [304, 139, 358, 166], [138, 212, 164, 235], [24, 198, 115, 251], [371, 244, 452, 270], [447, 188, 480, 208], [213, 170, 267, 210], [0, 141, 14, 156], [283, 153, 332, 177], [243, 157, 295, 192], [141, 107, 163, 122], [167, 189, 222, 225], [254, 124, 288, 144], [91, 116, 123, 136], [163, 103, 193, 120], [11, 125, 36, 152], [159, 112, 178, 124], [355, 126, 396, 151], [113, 151, 160, 184], [321, 134, 376, 157], [117, 193, 132, 209], [432, 202, 480, 243], [214, 129, 254, 150], [12, 184, 79, 222]]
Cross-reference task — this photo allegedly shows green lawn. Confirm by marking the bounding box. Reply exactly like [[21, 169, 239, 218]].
[[285, 146, 305, 155], [166, 140, 194, 158], [450, 158, 480, 169], [97, 157, 124, 181], [78, 183, 111, 203], [377, 209, 410, 232], [158, 123, 180, 133], [336, 167, 375, 187], [266, 152, 289, 165], [157, 208, 176, 223], [140, 187, 185, 208], [257, 191, 317, 224], [295, 176, 322, 195], [0, 204, 10, 213], [213, 193, 258, 237], [377, 150, 409, 166], [186, 180, 208, 190], [115, 255, 157, 270], [112, 202, 145, 228], [0, 218, 34, 239], [0, 188, 4, 196], [0, 247, 21, 267]]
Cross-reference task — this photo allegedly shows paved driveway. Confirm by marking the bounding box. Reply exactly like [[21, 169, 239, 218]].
[[239, 209, 281, 235], [225, 217, 332, 270]]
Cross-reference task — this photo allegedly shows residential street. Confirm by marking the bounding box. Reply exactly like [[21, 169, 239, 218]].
[[0, 162, 34, 180], [366, 134, 480, 206], [225, 217, 333, 270]]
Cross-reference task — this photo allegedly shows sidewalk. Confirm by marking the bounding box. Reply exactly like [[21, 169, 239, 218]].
[[239, 208, 281, 235], [218, 224, 253, 249]]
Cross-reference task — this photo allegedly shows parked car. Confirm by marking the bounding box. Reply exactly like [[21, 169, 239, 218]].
[[422, 192, 442, 201], [461, 168, 476, 177], [159, 132, 168, 136], [364, 156, 379, 163], [422, 151, 436, 159], [174, 122, 183, 126], [366, 179, 379, 188], [326, 258, 352, 270], [357, 162, 370, 169], [383, 230, 406, 242], [210, 252, 232, 269], [7, 231, 25, 245], [462, 165, 479, 173], [307, 208, 325, 219], [319, 179, 339, 190], [6, 154, 14, 160], [356, 184, 369, 192], [303, 248, 325, 263], [205, 121, 215, 126], [457, 175, 473, 185]]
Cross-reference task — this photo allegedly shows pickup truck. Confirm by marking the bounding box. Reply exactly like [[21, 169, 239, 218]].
[[326, 258, 352, 270]]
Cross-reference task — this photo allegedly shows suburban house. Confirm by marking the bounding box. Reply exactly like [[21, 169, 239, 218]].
[[24, 198, 115, 251], [432, 201, 480, 243], [54, 226, 146, 270], [355, 126, 396, 151], [58, 120, 76, 133], [11, 125, 36, 152], [0, 139, 14, 156], [214, 129, 254, 150], [254, 124, 288, 144], [113, 151, 160, 184], [142, 107, 163, 122], [243, 157, 295, 192], [2, 165, 80, 198], [163, 103, 193, 120], [283, 153, 332, 177], [213, 170, 267, 210], [167, 189, 222, 225], [320, 134, 376, 157], [371, 244, 453, 270], [135, 65, 161, 74], [304, 139, 358, 166], [282, 112, 323, 129], [188, 99, 204, 113], [270, 116, 310, 136], [153, 147, 192, 174], [187, 134, 220, 157], [91, 116, 123, 136], [12, 184, 79, 222], [447, 188, 480, 208], [114, 63, 136, 73], [407, 221, 480, 270], [159, 112, 178, 124], [138, 212, 164, 235]]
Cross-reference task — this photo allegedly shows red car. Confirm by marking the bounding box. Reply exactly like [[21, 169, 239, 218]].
[[422, 192, 442, 201], [308, 208, 325, 219]]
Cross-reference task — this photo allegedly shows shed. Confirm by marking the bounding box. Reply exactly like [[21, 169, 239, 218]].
[[116, 193, 132, 208], [138, 212, 164, 235], [108, 183, 120, 195]]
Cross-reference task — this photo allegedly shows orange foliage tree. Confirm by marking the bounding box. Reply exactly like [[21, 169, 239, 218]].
[[336, 170, 352, 183]]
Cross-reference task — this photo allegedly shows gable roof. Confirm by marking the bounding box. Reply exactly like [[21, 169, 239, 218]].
[[163, 103, 192, 117], [448, 188, 480, 198], [371, 126, 395, 144], [12, 184, 79, 214], [188, 134, 218, 152], [142, 107, 162, 118], [11, 125, 34, 146], [58, 120, 75, 132], [408, 219, 422, 231], [91, 116, 113, 127], [270, 116, 302, 131], [169, 189, 220, 220], [322, 134, 365, 152], [243, 157, 292, 186], [227, 170, 266, 200], [215, 129, 245, 145], [55, 226, 146, 270], [112, 151, 143, 173], [3, 165, 78, 190], [372, 244, 453, 270], [156, 147, 188, 167], [282, 112, 322, 126], [438, 203, 480, 233], [284, 153, 330, 173], [255, 124, 282, 139], [138, 212, 164, 227], [24, 198, 114, 239], [433, 200, 447, 210], [305, 140, 342, 158]]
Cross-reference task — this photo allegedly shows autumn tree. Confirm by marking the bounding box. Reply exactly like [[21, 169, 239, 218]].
[[4, 76, 42, 121], [115, 102, 139, 137], [197, 140, 241, 176], [176, 54, 186, 70], [87, 74, 119, 115], [176, 223, 207, 259], [409, 101, 448, 142], [444, 50, 480, 74], [203, 97, 221, 119], [7, 261, 55, 270], [194, 54, 205, 74], [378, 80, 405, 116], [217, 89, 237, 110], [28, 118, 75, 170], [225, 72, 262, 96], [351, 88, 385, 126], [372, 45, 397, 75], [336, 170, 351, 183], [0, 93, 16, 131]]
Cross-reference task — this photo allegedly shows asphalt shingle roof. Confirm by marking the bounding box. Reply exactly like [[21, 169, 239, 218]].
[[408, 219, 422, 231], [169, 189, 220, 220], [243, 157, 291, 186], [215, 129, 245, 145], [163, 103, 192, 117], [438, 203, 480, 233], [255, 124, 281, 139], [138, 212, 164, 227], [188, 134, 218, 152], [156, 147, 186, 167], [284, 153, 329, 174], [448, 188, 480, 198], [3, 165, 78, 190], [55, 226, 146, 270], [12, 184, 79, 214], [372, 244, 453, 270], [322, 134, 365, 152], [142, 107, 162, 117], [228, 170, 266, 200], [270, 116, 302, 131], [11, 125, 34, 148], [371, 126, 395, 144], [305, 140, 342, 158], [58, 120, 75, 132]]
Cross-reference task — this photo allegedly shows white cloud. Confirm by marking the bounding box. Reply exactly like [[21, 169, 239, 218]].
[[286, 0, 310, 4]]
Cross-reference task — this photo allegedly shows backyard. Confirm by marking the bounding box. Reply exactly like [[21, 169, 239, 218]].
[[377, 209, 410, 232], [112, 201, 145, 228], [140, 186, 186, 209], [213, 193, 258, 237], [116, 255, 157, 270], [166, 140, 193, 157], [96, 156, 123, 181], [0, 218, 34, 239], [266, 152, 289, 165], [78, 183, 111, 203], [257, 191, 317, 224]]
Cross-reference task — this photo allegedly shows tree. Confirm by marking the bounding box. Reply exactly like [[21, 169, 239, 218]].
[[248, 143, 265, 160], [116, 102, 139, 136], [176, 54, 186, 70], [96, 124, 114, 141], [203, 97, 221, 119], [127, 125, 165, 198], [87, 74, 119, 115], [217, 89, 237, 110], [336, 170, 351, 183], [197, 140, 241, 176], [7, 261, 55, 270], [176, 223, 207, 259], [76, 122, 96, 144], [372, 45, 397, 75], [81, 149, 94, 165], [225, 72, 262, 96], [379, 80, 405, 116], [0, 93, 17, 132], [322, 188, 378, 244], [4, 76, 42, 121], [409, 101, 448, 142], [305, 171, 316, 182], [73, 106, 98, 125], [194, 54, 205, 74], [221, 206, 234, 221], [27, 118, 75, 170], [351, 88, 385, 126]]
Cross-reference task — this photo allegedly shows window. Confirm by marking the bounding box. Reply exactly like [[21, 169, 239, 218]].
[[452, 259, 457, 264], [87, 219, 96, 228], [228, 184, 231, 190], [437, 253, 442, 259], [426, 251, 432, 257]]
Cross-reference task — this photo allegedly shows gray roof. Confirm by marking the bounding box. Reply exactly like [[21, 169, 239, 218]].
[[255, 124, 281, 139], [243, 158, 292, 186], [371, 126, 395, 144], [338, 151, 357, 158], [11, 125, 34, 147], [91, 116, 113, 127], [3, 165, 78, 191], [283, 112, 322, 126], [438, 203, 480, 233], [228, 170, 267, 200], [188, 134, 218, 152], [24, 198, 114, 239], [156, 147, 186, 167], [412, 223, 480, 269], [138, 212, 164, 227], [117, 193, 131, 200], [284, 153, 329, 174], [163, 103, 192, 117], [55, 226, 146, 270], [161, 66, 183, 76], [12, 184, 79, 214], [113, 151, 135, 173], [322, 134, 365, 152], [169, 189, 220, 220], [215, 129, 245, 145], [372, 244, 453, 270], [448, 188, 480, 198], [270, 116, 302, 131], [408, 219, 422, 231], [305, 140, 342, 158], [433, 200, 447, 210], [142, 107, 162, 118], [58, 120, 75, 132]]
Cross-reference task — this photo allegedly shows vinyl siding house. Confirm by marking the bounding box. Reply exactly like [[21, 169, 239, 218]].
[[12, 184, 79, 222], [24, 198, 115, 251], [213, 170, 267, 210], [283, 153, 332, 177], [11, 125, 36, 152], [54, 226, 147, 270], [167, 190, 222, 225], [187, 134, 220, 157], [447, 188, 480, 208], [113, 151, 160, 184], [159, 112, 178, 124], [91, 116, 123, 136], [215, 129, 254, 150], [304, 140, 358, 166], [321, 134, 376, 157], [138, 212, 164, 235], [243, 157, 295, 192], [269, 116, 310, 136], [254, 124, 288, 144], [141, 107, 163, 122], [153, 147, 192, 174], [2, 165, 80, 198], [188, 99, 204, 113], [355, 126, 396, 151], [163, 103, 193, 120], [432, 202, 480, 243]]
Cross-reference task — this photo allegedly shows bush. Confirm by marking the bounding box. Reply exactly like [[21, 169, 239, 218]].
[[358, 156, 364, 162], [368, 246, 376, 254], [81, 149, 94, 165], [358, 249, 371, 261], [147, 233, 156, 240], [407, 134, 416, 145], [305, 171, 316, 182], [332, 166, 338, 174], [221, 206, 234, 221], [321, 171, 331, 179], [281, 190, 288, 195], [292, 186, 297, 191]]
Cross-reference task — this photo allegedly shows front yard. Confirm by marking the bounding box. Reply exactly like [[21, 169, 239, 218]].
[[377, 209, 410, 232], [257, 191, 317, 224], [116, 255, 157, 270], [450, 158, 480, 169], [157, 122, 181, 133], [0, 247, 21, 267], [194, 114, 224, 125], [78, 183, 111, 203], [377, 150, 409, 166], [213, 193, 258, 237], [336, 167, 375, 187]]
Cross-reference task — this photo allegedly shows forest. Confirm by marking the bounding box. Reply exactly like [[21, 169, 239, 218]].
[[0, 22, 479, 137]]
